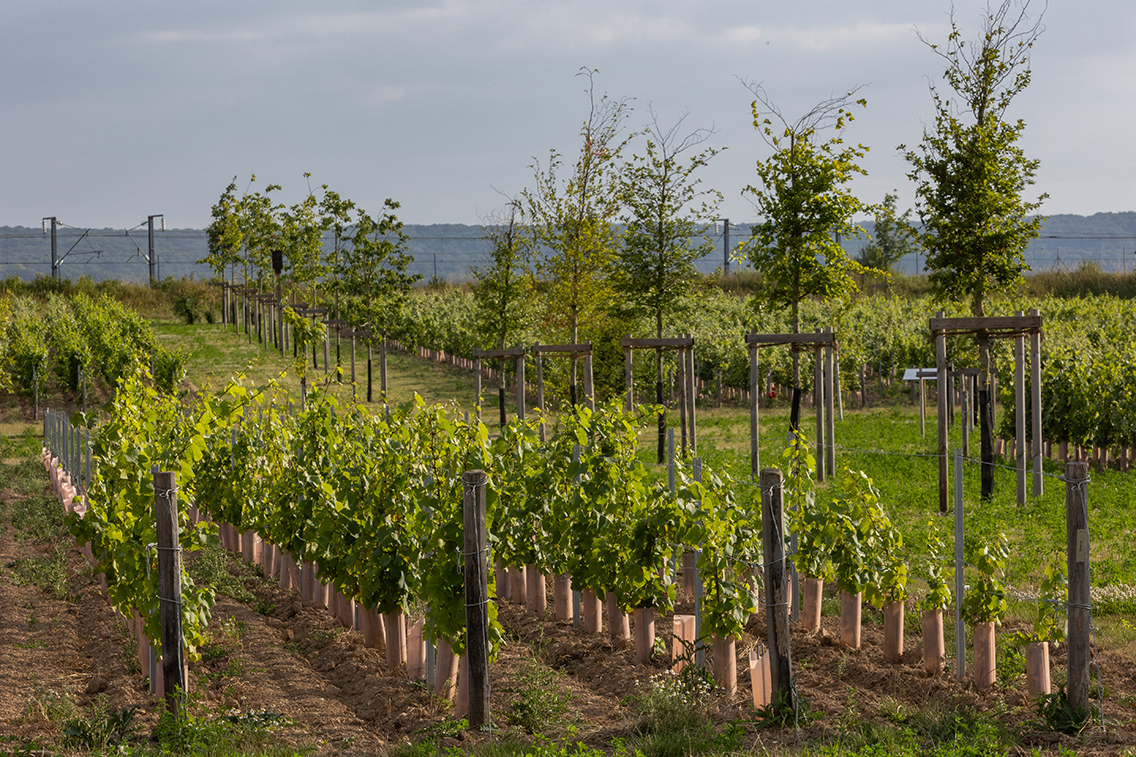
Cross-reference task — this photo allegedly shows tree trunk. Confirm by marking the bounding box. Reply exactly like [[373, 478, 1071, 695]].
[[656, 347, 665, 464], [979, 336, 995, 500]]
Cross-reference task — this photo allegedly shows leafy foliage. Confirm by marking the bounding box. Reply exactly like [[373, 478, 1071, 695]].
[[615, 111, 721, 338], [741, 83, 871, 357], [903, 1, 1047, 316], [856, 192, 920, 275], [525, 69, 629, 348], [960, 534, 1010, 625]]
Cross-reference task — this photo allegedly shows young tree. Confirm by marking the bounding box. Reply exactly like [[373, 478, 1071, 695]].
[[524, 68, 630, 402], [742, 83, 871, 387], [616, 108, 721, 459], [319, 187, 358, 320], [337, 199, 419, 342], [473, 199, 534, 422], [856, 192, 919, 277], [902, 0, 1046, 499], [203, 178, 243, 285], [280, 183, 326, 301]]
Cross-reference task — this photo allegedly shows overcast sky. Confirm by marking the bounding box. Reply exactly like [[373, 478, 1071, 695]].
[[2, 0, 1132, 231]]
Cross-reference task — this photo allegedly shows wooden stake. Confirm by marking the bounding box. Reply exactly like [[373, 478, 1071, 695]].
[[749, 345, 759, 478], [760, 467, 793, 709], [1030, 309, 1043, 496], [814, 339, 824, 481], [1065, 461, 1091, 713], [462, 469, 490, 728], [824, 328, 835, 473], [1015, 311, 1027, 505], [154, 471, 186, 714], [935, 314, 948, 513]]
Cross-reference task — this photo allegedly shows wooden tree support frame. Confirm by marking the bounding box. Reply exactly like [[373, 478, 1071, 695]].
[[621, 336, 697, 455], [531, 344, 594, 442], [929, 310, 1043, 512], [744, 329, 837, 481], [472, 347, 527, 424]]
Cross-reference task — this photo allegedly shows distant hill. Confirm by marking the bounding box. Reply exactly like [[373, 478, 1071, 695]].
[[1, 212, 1133, 284]]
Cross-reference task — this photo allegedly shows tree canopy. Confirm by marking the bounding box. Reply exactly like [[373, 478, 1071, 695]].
[[902, 0, 1047, 317], [741, 83, 871, 384], [615, 109, 721, 339]]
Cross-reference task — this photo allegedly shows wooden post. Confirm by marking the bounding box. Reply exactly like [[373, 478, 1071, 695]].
[[1065, 461, 1091, 714], [954, 449, 965, 680], [474, 358, 482, 421], [624, 342, 633, 411], [1030, 309, 1043, 496], [859, 363, 867, 408], [462, 470, 490, 728], [814, 338, 824, 481], [760, 467, 792, 710], [961, 383, 970, 458], [584, 353, 595, 412], [154, 471, 186, 714], [515, 355, 525, 421], [1015, 312, 1027, 505], [350, 334, 357, 400], [749, 345, 759, 479], [936, 315, 949, 514], [834, 351, 844, 420], [535, 353, 545, 442], [687, 339, 697, 454], [376, 334, 387, 401], [919, 376, 927, 437], [824, 328, 835, 475], [677, 346, 688, 454]]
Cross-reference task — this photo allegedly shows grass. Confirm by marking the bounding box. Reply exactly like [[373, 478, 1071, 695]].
[[186, 540, 261, 604], [2, 462, 73, 599], [154, 320, 484, 413]]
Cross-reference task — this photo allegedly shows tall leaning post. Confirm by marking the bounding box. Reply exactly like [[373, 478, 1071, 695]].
[[1015, 311, 1027, 505], [935, 312, 949, 514], [623, 342, 634, 412], [1065, 461, 1091, 715], [761, 467, 793, 710], [584, 352, 595, 411], [1030, 309, 1043, 496], [535, 352, 546, 442], [687, 339, 697, 454], [473, 358, 482, 422], [824, 328, 836, 476], [155, 470, 186, 715], [515, 354, 526, 421], [749, 344, 759, 479], [813, 331, 824, 482], [462, 469, 490, 728]]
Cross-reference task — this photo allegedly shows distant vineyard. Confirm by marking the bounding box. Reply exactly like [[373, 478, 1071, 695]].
[[1, 292, 183, 410], [386, 289, 1136, 454]]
